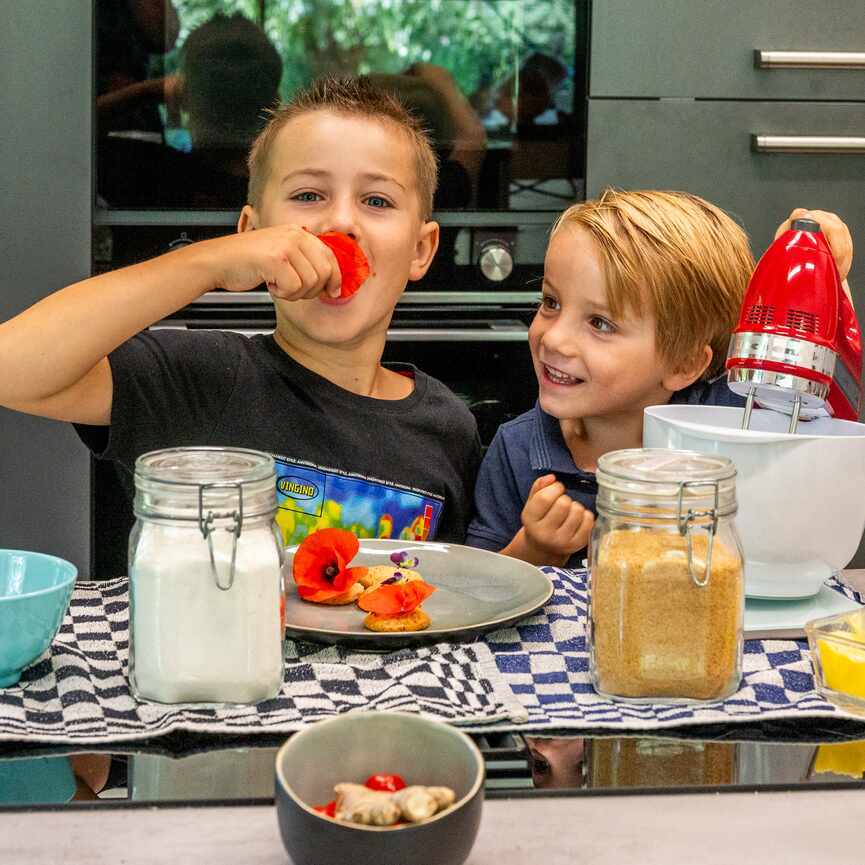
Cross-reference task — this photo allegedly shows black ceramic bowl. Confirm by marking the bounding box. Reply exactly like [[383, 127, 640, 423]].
[[275, 712, 485, 865]]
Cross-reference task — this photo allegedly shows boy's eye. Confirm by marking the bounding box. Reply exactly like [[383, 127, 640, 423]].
[[589, 315, 616, 334], [364, 195, 392, 209], [539, 294, 560, 312], [291, 191, 322, 203]]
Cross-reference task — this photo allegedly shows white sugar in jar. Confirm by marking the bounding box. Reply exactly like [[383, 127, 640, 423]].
[[128, 447, 285, 704]]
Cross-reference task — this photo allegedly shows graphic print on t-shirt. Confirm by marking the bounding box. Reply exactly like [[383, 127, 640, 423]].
[[273, 456, 443, 546]]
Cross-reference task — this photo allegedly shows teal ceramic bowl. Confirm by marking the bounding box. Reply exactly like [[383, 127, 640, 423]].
[[0, 549, 77, 687], [275, 713, 485, 865]]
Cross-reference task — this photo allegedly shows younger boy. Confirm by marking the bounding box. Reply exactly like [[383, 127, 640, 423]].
[[0, 77, 481, 548], [465, 190, 853, 566]]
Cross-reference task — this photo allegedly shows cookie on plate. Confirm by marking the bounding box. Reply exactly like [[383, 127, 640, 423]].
[[359, 565, 423, 590], [363, 608, 431, 632]]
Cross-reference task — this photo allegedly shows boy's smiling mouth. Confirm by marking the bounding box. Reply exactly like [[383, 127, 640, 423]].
[[542, 364, 584, 386]]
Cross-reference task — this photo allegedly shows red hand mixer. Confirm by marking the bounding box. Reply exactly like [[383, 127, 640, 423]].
[[726, 217, 862, 432]]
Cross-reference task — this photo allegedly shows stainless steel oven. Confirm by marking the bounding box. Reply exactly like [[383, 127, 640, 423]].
[[94, 0, 590, 290]]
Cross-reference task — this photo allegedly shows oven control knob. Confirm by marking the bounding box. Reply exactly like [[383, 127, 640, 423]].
[[168, 232, 194, 251], [478, 240, 514, 282]]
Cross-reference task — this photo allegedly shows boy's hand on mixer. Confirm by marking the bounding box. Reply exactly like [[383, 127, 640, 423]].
[[518, 474, 594, 565], [776, 208, 853, 284]]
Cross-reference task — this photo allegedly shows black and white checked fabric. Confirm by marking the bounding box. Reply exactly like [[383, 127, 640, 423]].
[[487, 568, 865, 732], [3, 571, 864, 744], [0, 579, 525, 745]]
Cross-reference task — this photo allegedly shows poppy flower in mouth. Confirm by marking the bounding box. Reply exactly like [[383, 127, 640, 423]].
[[358, 580, 435, 616], [317, 231, 371, 298], [292, 528, 368, 602]]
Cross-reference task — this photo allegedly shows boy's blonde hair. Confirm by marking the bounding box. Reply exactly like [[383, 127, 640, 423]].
[[247, 76, 438, 220], [553, 189, 754, 379]]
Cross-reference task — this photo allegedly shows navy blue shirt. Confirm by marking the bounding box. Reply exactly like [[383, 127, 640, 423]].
[[465, 375, 744, 565]]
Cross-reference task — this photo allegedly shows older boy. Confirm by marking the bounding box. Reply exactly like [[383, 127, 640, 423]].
[[466, 190, 853, 566], [0, 77, 481, 547]]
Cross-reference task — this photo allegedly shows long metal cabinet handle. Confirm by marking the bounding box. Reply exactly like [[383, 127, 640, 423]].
[[752, 135, 865, 154], [151, 325, 529, 342], [756, 50, 865, 69]]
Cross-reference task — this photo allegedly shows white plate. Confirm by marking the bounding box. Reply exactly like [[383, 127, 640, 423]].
[[284, 539, 553, 649], [744, 585, 861, 640]]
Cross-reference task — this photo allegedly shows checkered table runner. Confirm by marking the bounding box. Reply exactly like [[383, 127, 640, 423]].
[[0, 579, 525, 745], [485, 568, 865, 732], [1, 571, 863, 744]]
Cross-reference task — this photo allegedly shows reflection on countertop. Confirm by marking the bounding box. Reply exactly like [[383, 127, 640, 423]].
[[2, 731, 864, 808]]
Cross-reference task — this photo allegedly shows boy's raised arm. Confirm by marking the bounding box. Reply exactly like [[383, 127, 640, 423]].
[[0, 226, 340, 425]]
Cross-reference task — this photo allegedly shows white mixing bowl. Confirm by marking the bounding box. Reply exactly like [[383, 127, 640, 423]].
[[643, 404, 865, 599]]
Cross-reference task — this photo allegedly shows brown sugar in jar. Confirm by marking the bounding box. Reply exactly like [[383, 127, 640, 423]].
[[588, 449, 745, 703], [591, 529, 743, 700]]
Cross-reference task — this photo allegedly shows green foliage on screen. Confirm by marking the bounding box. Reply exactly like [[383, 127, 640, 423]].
[[167, 0, 576, 99]]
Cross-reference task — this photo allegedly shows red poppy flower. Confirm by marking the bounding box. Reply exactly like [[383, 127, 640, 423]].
[[292, 528, 368, 602], [317, 231, 371, 297], [357, 580, 435, 616]]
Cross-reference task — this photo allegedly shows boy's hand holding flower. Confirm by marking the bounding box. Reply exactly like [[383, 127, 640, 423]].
[[206, 224, 344, 300], [503, 474, 594, 566]]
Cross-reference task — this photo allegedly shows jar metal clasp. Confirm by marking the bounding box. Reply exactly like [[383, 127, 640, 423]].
[[676, 480, 719, 588], [198, 482, 244, 591]]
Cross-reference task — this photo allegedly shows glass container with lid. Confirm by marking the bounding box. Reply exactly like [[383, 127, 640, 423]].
[[588, 448, 744, 703], [128, 447, 285, 704]]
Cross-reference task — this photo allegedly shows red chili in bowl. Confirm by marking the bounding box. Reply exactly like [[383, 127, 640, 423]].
[[365, 773, 407, 792]]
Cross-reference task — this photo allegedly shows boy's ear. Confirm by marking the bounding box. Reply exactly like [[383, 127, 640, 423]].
[[661, 345, 713, 392], [408, 221, 440, 282], [237, 205, 258, 233]]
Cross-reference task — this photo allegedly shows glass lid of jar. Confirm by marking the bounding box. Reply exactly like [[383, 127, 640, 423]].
[[133, 447, 277, 525], [596, 448, 738, 516], [135, 447, 274, 486]]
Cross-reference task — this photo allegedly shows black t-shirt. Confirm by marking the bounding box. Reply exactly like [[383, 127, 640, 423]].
[[76, 330, 482, 545]]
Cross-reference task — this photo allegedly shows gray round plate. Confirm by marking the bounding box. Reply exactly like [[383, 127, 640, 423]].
[[284, 539, 553, 649]]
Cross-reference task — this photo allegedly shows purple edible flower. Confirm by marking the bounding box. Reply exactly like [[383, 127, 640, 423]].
[[389, 550, 419, 568]]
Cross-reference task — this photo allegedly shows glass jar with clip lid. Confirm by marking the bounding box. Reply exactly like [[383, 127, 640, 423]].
[[588, 449, 745, 702], [128, 447, 285, 704]]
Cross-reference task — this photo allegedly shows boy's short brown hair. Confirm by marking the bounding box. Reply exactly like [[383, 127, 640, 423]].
[[247, 76, 438, 220], [552, 189, 754, 379]]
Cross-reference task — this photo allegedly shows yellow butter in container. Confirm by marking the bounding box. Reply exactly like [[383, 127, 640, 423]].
[[805, 607, 865, 716]]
